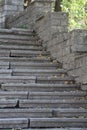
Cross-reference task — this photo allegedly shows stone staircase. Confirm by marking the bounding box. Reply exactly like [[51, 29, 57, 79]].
[[0, 28, 87, 129]]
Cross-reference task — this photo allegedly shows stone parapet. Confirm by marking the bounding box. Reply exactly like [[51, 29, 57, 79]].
[[6, 0, 52, 29]]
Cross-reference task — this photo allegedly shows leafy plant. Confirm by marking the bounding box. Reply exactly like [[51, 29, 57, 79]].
[[52, 0, 87, 30]]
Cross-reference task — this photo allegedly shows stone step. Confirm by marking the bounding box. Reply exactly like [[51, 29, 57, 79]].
[[1, 99, 86, 109], [0, 39, 41, 46], [10, 62, 60, 69], [12, 69, 67, 77], [0, 117, 86, 128], [20, 99, 87, 108], [28, 91, 87, 100], [0, 28, 33, 35], [0, 57, 51, 63], [37, 76, 75, 84], [0, 35, 36, 41], [0, 91, 28, 99], [22, 127, 87, 130], [0, 44, 43, 51], [29, 118, 87, 128], [0, 99, 18, 108], [0, 50, 10, 57], [0, 118, 28, 128], [0, 108, 52, 118], [52, 108, 87, 118], [0, 108, 87, 118], [0, 91, 86, 100], [0, 62, 9, 69], [0, 31, 37, 40], [0, 69, 12, 76], [10, 50, 50, 57], [1, 83, 80, 92], [0, 76, 36, 83]]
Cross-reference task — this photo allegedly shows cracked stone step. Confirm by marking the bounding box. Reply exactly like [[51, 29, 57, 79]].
[[10, 62, 60, 69], [12, 69, 67, 76], [0, 76, 36, 83], [0, 50, 10, 57], [0, 118, 28, 128], [28, 91, 87, 100], [30, 118, 87, 128], [0, 91, 28, 99], [1, 83, 80, 91], [20, 99, 87, 108], [10, 50, 50, 57], [0, 57, 51, 63], [0, 44, 43, 51], [0, 99, 18, 108], [0, 108, 87, 118], [0, 69, 12, 76], [37, 76, 75, 84]]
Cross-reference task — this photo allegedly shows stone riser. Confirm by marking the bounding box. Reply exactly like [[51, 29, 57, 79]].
[[0, 68, 67, 77], [0, 118, 86, 128], [0, 57, 51, 63], [0, 39, 41, 46], [1, 83, 80, 92], [0, 76, 36, 83], [36, 77, 75, 84], [0, 45, 43, 51], [0, 108, 87, 118], [19, 99, 87, 109], [0, 91, 86, 100], [0, 99, 87, 109], [23, 128, 87, 130]]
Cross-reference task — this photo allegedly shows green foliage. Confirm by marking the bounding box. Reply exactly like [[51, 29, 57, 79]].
[[52, 0, 87, 30], [61, 0, 87, 30]]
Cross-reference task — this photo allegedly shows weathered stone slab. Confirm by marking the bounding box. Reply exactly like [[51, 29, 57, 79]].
[[0, 91, 28, 99], [81, 85, 87, 91], [37, 76, 75, 84], [10, 50, 50, 57], [13, 69, 66, 75], [0, 99, 17, 108], [28, 91, 87, 100], [0, 50, 10, 57], [10, 62, 59, 69], [19, 99, 87, 108], [0, 62, 9, 69], [0, 108, 52, 118], [52, 108, 87, 117], [1, 83, 80, 92], [0, 39, 38, 46], [0, 76, 36, 83], [23, 128, 87, 130], [0, 34, 36, 40], [30, 118, 87, 128], [0, 69, 12, 76], [0, 118, 28, 128], [0, 44, 43, 51], [0, 57, 50, 63]]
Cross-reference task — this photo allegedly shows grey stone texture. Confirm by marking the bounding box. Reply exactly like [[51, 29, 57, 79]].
[[0, 28, 86, 128], [0, 0, 24, 28], [1, 0, 87, 85], [6, 0, 52, 29]]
